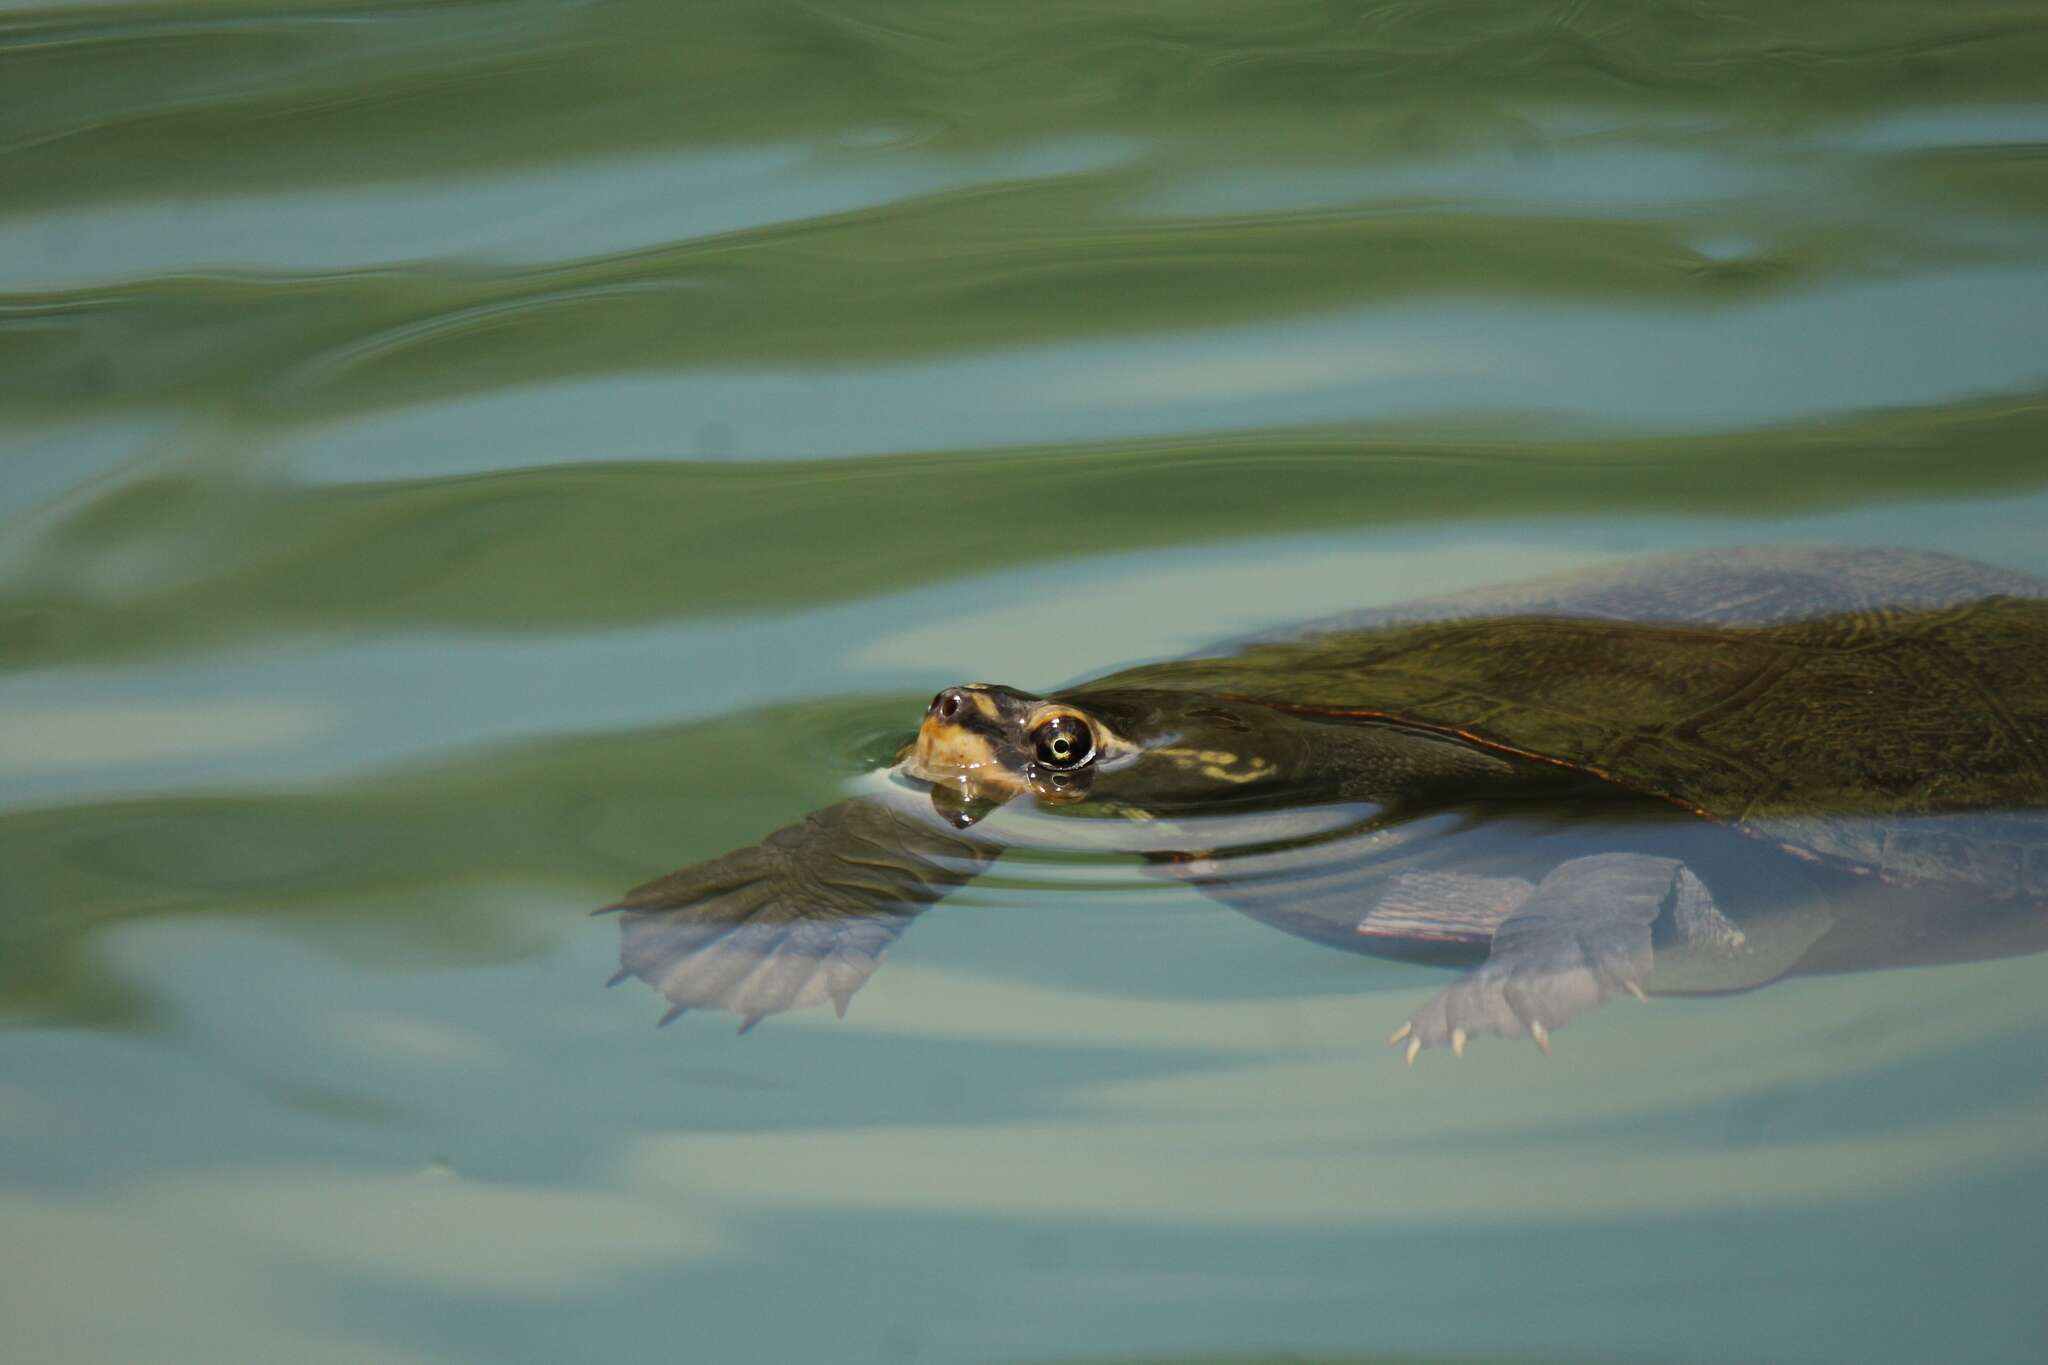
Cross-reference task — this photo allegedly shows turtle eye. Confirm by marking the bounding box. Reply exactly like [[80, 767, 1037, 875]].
[[1032, 715, 1095, 770]]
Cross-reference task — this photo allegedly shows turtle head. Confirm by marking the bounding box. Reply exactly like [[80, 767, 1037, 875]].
[[906, 685, 1127, 815], [904, 684, 1328, 825]]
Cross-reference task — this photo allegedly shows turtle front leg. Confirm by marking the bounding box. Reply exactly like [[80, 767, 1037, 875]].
[[600, 797, 1001, 1033], [1387, 852, 1689, 1063]]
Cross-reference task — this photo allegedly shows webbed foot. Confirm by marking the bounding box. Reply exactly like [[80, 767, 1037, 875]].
[[601, 797, 999, 1031], [1386, 853, 1680, 1064]]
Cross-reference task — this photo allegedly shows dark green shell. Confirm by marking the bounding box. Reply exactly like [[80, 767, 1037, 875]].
[[1090, 548, 2048, 898]]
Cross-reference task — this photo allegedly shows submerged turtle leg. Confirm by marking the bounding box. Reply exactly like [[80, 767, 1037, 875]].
[[1388, 852, 1681, 1062], [1357, 870, 1536, 947], [601, 797, 1001, 1032]]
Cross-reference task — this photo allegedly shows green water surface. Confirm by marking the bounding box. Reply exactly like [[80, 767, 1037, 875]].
[[3, 2, 2047, 1362]]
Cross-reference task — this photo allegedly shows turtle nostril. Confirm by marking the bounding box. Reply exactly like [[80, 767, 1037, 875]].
[[938, 691, 962, 721]]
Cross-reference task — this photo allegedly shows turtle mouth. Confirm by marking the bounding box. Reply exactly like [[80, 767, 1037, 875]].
[[906, 712, 1036, 796]]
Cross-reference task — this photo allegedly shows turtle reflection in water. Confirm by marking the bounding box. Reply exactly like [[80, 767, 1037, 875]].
[[603, 548, 2048, 1061]]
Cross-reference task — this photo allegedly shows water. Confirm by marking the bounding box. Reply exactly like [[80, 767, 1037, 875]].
[[4, 2, 2048, 1361]]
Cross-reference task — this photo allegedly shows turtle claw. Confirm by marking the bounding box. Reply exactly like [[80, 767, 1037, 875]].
[[1384, 853, 1670, 1063], [1383, 958, 1587, 1063]]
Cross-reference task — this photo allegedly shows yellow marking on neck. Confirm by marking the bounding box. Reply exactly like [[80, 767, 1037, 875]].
[[1200, 759, 1276, 784], [1152, 747, 1277, 785]]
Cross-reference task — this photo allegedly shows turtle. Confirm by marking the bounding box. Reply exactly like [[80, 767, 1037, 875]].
[[601, 546, 2048, 1060]]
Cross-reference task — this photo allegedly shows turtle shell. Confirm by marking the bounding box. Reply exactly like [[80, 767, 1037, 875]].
[[1088, 548, 2048, 899]]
